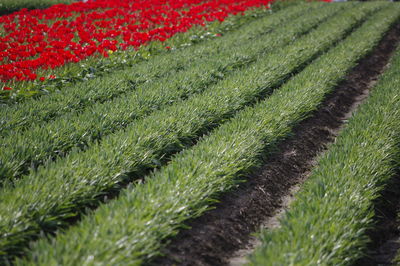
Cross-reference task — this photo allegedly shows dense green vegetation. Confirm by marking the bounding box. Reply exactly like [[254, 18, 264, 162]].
[[396, 239, 400, 264], [0, 3, 292, 127], [1, 0, 400, 264], [0, 3, 343, 181], [0, 2, 383, 262], [249, 21, 400, 266], [0, 5, 278, 104], [0, 3, 395, 264], [0, 0, 73, 15], [0, 4, 322, 136]]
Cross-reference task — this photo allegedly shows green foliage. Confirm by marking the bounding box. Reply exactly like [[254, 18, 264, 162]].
[[396, 233, 400, 264], [0, 6, 272, 103], [0, 0, 73, 15], [0, 3, 312, 136], [249, 11, 400, 266], [0, 2, 388, 263], [13, 4, 400, 265], [0, 3, 339, 180]]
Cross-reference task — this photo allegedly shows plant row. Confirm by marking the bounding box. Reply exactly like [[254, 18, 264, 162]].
[[396, 237, 400, 264], [0, 3, 317, 135], [14, 4, 400, 265], [249, 14, 400, 264], [0, 3, 275, 103], [0, 2, 379, 262], [0, 3, 342, 180], [0, 0, 73, 16]]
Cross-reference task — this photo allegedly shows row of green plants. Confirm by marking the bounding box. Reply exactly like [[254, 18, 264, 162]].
[[0, 4, 274, 103], [0, 3, 341, 180], [14, 4, 400, 265], [0, 3, 314, 136], [0, 2, 379, 262], [396, 235, 400, 263], [0, 0, 73, 15], [249, 16, 400, 265]]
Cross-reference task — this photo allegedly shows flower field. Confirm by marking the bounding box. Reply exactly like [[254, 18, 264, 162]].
[[1, 0, 400, 265], [0, 0, 271, 101]]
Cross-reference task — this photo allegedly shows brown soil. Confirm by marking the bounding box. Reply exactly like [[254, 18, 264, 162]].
[[149, 22, 400, 266]]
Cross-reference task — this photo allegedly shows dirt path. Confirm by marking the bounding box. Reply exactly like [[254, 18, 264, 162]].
[[149, 22, 400, 266]]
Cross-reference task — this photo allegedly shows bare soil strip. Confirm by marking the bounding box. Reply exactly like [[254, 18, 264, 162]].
[[149, 22, 400, 266]]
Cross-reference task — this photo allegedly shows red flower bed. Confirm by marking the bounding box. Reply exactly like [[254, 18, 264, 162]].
[[0, 0, 271, 84]]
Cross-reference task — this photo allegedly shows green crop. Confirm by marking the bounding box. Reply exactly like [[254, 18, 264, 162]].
[[14, 4, 400, 265], [0, 2, 388, 263], [249, 12, 400, 266], [0, 2, 276, 102], [0, 3, 308, 119], [0, 3, 342, 180], [0, 0, 73, 15]]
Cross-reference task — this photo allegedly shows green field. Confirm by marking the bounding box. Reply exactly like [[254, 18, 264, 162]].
[[1, 1, 400, 265], [0, 0, 73, 15], [249, 24, 400, 266]]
